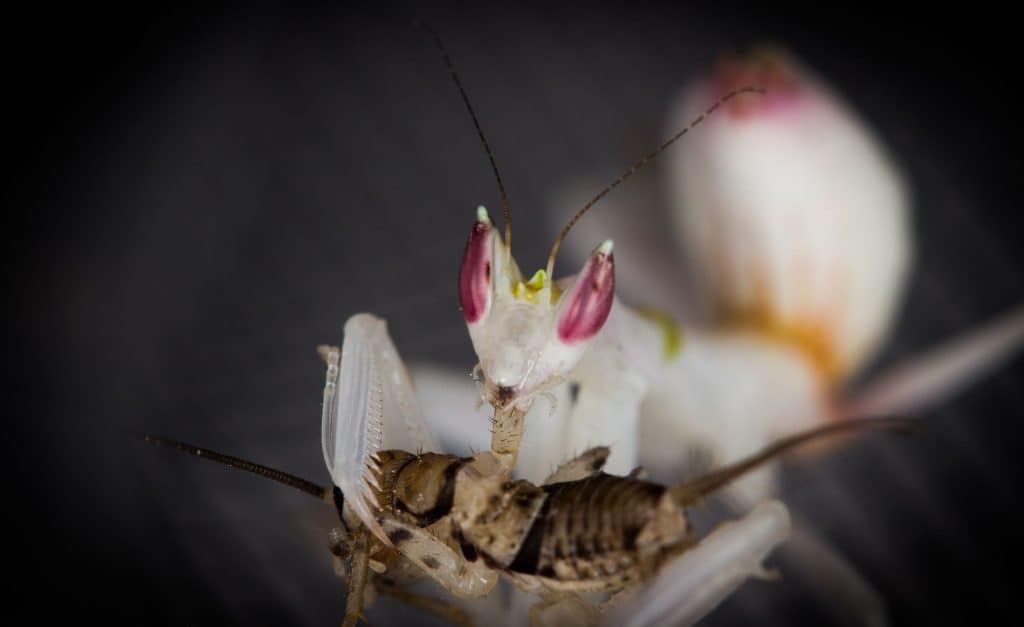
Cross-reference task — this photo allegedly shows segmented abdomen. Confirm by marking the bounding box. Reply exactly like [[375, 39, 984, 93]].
[[509, 474, 668, 589]]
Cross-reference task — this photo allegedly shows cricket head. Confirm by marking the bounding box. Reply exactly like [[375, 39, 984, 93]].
[[459, 206, 615, 411]]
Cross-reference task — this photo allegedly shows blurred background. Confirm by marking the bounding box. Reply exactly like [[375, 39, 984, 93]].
[[12, 2, 1024, 625]]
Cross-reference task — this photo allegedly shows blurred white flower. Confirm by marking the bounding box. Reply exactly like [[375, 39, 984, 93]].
[[667, 48, 912, 380]]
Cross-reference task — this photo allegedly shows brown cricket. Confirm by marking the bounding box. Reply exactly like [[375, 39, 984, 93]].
[[145, 415, 912, 626]]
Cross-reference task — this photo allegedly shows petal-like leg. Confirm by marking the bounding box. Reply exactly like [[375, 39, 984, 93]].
[[601, 500, 791, 627], [542, 446, 610, 485], [408, 362, 574, 480], [408, 362, 492, 458], [561, 305, 663, 476], [782, 519, 888, 627], [381, 518, 498, 600], [323, 313, 442, 544], [638, 332, 821, 504], [513, 382, 573, 483], [838, 305, 1024, 419]]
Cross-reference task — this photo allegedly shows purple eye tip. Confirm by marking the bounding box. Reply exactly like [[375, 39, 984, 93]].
[[557, 246, 615, 344], [459, 213, 493, 324]]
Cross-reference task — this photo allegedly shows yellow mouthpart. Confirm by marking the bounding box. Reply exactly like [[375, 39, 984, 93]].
[[511, 269, 561, 303]]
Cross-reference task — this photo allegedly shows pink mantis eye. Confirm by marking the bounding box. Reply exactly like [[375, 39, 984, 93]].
[[458, 209, 493, 324], [557, 240, 615, 344]]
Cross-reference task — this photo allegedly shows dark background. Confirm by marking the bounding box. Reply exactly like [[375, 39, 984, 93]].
[[12, 2, 1024, 625]]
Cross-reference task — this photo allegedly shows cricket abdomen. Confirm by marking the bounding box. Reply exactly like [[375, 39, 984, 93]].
[[505, 474, 690, 591]]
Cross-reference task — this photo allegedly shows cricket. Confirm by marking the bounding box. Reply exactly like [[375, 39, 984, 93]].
[[146, 313, 914, 626]]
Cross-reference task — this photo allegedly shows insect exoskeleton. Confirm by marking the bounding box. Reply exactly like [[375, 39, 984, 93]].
[[145, 309, 915, 626], [459, 472, 689, 595]]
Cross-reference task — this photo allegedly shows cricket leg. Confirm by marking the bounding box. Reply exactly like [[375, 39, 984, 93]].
[[342, 527, 372, 627], [542, 446, 610, 485], [381, 518, 498, 599]]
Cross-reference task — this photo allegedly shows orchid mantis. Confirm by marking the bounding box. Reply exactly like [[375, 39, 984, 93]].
[[408, 37, 1024, 626], [416, 42, 1024, 504]]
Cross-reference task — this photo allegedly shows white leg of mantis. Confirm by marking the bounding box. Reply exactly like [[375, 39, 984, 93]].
[[638, 331, 823, 504], [559, 304, 664, 476], [408, 362, 493, 457], [322, 313, 442, 544], [408, 362, 575, 484], [381, 518, 498, 600], [837, 305, 1024, 419], [601, 500, 792, 627], [563, 366, 647, 476], [782, 519, 888, 627], [515, 382, 574, 483]]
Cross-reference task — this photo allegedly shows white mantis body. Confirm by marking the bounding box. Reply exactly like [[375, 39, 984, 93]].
[[415, 42, 1024, 500], [404, 37, 1024, 624]]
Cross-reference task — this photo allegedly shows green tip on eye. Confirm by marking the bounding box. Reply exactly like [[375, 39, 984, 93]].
[[477, 205, 490, 223]]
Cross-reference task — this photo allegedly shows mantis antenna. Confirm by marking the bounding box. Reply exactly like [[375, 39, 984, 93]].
[[417, 21, 513, 256], [546, 86, 765, 277]]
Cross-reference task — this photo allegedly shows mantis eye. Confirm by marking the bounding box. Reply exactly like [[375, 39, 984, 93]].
[[557, 240, 615, 344], [459, 208, 493, 324]]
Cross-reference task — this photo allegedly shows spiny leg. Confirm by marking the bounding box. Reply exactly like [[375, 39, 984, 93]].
[[490, 404, 527, 472], [342, 527, 372, 627]]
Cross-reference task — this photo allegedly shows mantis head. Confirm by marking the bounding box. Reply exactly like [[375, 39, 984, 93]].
[[459, 206, 615, 411], [421, 28, 753, 413]]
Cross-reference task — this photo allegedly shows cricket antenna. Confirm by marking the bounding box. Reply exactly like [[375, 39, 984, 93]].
[[669, 416, 920, 505], [546, 86, 764, 278], [416, 20, 513, 256], [143, 434, 332, 502]]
